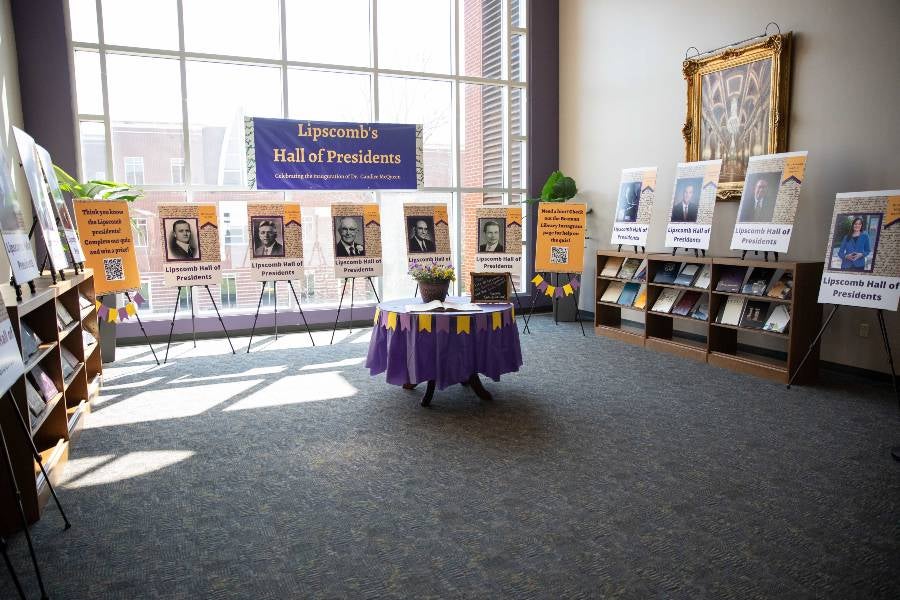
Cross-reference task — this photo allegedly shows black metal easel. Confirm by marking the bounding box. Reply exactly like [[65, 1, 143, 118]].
[[7, 275, 37, 303], [740, 249, 779, 262], [246, 280, 316, 352], [26, 218, 63, 284], [101, 292, 160, 366], [523, 272, 585, 336], [1, 390, 73, 600], [329, 277, 381, 344], [671, 246, 706, 258], [163, 285, 235, 363], [617, 244, 645, 253]]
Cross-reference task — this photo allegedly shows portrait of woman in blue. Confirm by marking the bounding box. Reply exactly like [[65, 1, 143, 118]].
[[837, 216, 871, 271]]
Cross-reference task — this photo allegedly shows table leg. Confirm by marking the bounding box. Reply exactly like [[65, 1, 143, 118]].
[[467, 374, 493, 402], [421, 381, 436, 407]]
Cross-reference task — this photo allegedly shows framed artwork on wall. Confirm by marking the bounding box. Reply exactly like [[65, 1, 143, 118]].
[[682, 31, 793, 201]]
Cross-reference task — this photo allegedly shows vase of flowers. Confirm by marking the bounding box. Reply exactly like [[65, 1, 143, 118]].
[[410, 262, 455, 303]]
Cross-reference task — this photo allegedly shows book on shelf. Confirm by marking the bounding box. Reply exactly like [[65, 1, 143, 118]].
[[616, 258, 642, 280], [690, 295, 709, 321], [650, 288, 680, 313], [762, 304, 791, 333], [617, 282, 641, 306], [600, 281, 626, 303], [56, 303, 75, 328], [741, 267, 776, 296], [20, 322, 42, 360], [693, 264, 712, 290], [671, 290, 702, 316], [674, 263, 702, 287], [632, 286, 647, 309], [61, 346, 81, 378], [715, 265, 749, 293], [404, 300, 482, 313], [600, 256, 625, 278], [767, 271, 793, 300], [633, 260, 648, 282], [83, 330, 97, 347], [739, 300, 771, 329], [652, 261, 680, 284], [28, 366, 58, 402], [25, 379, 46, 418], [79, 293, 93, 311], [717, 296, 745, 326]]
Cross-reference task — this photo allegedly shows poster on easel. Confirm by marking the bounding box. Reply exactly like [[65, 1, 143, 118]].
[[331, 203, 382, 278], [818, 190, 900, 311], [663, 159, 722, 250], [35, 144, 86, 263], [535, 203, 586, 273], [0, 144, 40, 284], [159, 203, 222, 286], [474, 206, 522, 273], [403, 203, 451, 269], [611, 167, 656, 247], [248, 202, 303, 282], [72, 199, 141, 295], [731, 151, 807, 254], [12, 127, 70, 273]]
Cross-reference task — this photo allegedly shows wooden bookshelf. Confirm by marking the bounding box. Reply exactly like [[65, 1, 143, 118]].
[[0, 269, 101, 534], [594, 251, 824, 384]]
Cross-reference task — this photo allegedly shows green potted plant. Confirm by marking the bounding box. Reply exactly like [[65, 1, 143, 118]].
[[531, 170, 577, 203], [410, 262, 456, 303]]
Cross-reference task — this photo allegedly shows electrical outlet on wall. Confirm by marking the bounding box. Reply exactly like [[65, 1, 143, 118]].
[[859, 322, 870, 338]]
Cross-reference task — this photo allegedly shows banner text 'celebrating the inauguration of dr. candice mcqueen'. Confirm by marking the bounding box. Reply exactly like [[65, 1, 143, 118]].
[[245, 117, 423, 191]]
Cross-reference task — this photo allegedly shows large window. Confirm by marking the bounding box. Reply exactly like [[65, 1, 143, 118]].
[[68, 0, 527, 318]]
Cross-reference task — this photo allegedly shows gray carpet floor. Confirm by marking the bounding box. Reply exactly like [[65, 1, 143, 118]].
[[1, 315, 898, 599]]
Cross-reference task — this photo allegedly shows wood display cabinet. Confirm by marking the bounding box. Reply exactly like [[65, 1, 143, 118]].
[[594, 251, 824, 384], [0, 270, 101, 534]]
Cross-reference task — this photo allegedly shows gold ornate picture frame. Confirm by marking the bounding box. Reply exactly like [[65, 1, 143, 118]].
[[682, 32, 792, 201]]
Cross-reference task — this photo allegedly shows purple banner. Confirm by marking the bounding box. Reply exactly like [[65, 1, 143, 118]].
[[247, 117, 422, 190]]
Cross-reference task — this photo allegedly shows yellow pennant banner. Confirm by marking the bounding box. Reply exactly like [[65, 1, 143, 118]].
[[545, 284, 556, 297], [456, 315, 470, 334], [386, 311, 398, 331], [491, 311, 502, 330], [373, 307, 381, 325], [418, 314, 432, 332]]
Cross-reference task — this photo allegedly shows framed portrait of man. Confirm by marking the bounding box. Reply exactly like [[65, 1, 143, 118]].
[[615, 181, 642, 223], [477, 217, 506, 253], [682, 31, 792, 200], [251, 216, 285, 258], [163, 217, 200, 261], [669, 177, 704, 224], [736, 171, 782, 224], [333, 215, 366, 257], [406, 215, 436, 254]]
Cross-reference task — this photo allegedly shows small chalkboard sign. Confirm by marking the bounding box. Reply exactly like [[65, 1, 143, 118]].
[[470, 272, 510, 303]]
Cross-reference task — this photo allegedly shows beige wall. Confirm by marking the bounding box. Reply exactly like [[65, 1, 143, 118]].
[[0, 0, 31, 281], [561, 0, 900, 373]]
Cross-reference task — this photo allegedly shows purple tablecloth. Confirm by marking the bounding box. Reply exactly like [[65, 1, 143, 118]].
[[366, 297, 523, 390]]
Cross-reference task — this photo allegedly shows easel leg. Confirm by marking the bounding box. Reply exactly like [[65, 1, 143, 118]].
[[163, 286, 183, 364], [523, 274, 543, 331], [787, 304, 840, 389], [553, 273, 559, 325], [508, 273, 530, 335], [0, 415, 50, 600], [5, 392, 70, 529], [349, 277, 355, 336], [204, 285, 235, 354], [876, 309, 898, 402], [366, 276, 382, 303], [330, 278, 349, 345], [569, 272, 585, 337], [189, 286, 196, 348], [124, 292, 159, 366], [287, 280, 315, 346], [0, 535, 26, 600], [246, 282, 268, 353], [273, 281, 279, 341]]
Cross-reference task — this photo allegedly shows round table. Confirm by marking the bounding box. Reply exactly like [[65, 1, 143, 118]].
[[366, 297, 523, 406]]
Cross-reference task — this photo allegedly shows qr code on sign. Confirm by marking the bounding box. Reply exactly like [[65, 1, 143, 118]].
[[550, 246, 568, 264], [103, 258, 125, 281]]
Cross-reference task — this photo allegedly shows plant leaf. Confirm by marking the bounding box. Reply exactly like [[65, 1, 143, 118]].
[[540, 171, 562, 201], [552, 176, 577, 201]]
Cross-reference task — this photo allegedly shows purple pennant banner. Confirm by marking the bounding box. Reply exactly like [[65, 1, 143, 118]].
[[554, 287, 564, 298], [537, 281, 549, 292], [98, 305, 109, 319], [399, 313, 410, 331], [436, 317, 450, 334], [118, 307, 129, 320], [133, 291, 146, 305], [476, 314, 487, 331], [502, 310, 511, 326], [569, 277, 580, 290]]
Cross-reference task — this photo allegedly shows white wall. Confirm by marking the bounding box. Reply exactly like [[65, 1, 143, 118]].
[[561, 0, 900, 373], [0, 0, 31, 281]]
